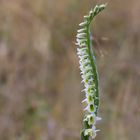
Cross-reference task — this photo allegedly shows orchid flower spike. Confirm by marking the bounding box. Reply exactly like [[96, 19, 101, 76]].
[[76, 4, 106, 139]]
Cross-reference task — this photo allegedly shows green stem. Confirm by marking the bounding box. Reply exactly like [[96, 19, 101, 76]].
[[80, 23, 99, 140], [79, 4, 106, 139], [87, 25, 99, 115]]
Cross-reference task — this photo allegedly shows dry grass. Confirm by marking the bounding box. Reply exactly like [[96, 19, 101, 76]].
[[0, 0, 140, 140]]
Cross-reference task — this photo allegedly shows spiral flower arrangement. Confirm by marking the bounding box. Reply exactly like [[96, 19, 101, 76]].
[[76, 4, 106, 140]]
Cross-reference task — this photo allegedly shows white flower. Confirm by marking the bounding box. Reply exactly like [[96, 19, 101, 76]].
[[84, 103, 95, 113], [77, 28, 87, 33], [84, 114, 96, 125], [79, 21, 88, 26], [84, 128, 96, 139], [84, 126, 100, 139], [84, 114, 102, 125]]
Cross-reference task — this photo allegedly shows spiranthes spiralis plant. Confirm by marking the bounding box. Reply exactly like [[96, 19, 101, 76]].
[[76, 4, 107, 140]]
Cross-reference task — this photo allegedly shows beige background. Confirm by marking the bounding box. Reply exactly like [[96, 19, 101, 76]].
[[0, 0, 140, 140]]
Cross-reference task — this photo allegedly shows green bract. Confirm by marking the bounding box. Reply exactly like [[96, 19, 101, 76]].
[[76, 4, 106, 139]]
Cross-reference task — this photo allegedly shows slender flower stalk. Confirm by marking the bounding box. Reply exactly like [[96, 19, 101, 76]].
[[76, 4, 106, 140]]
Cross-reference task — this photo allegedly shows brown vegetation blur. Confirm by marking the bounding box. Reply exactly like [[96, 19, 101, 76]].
[[0, 0, 140, 140]]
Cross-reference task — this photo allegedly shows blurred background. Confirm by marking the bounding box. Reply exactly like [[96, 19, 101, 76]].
[[0, 0, 140, 140]]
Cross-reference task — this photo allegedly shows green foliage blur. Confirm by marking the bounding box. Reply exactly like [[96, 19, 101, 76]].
[[0, 0, 139, 140]]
